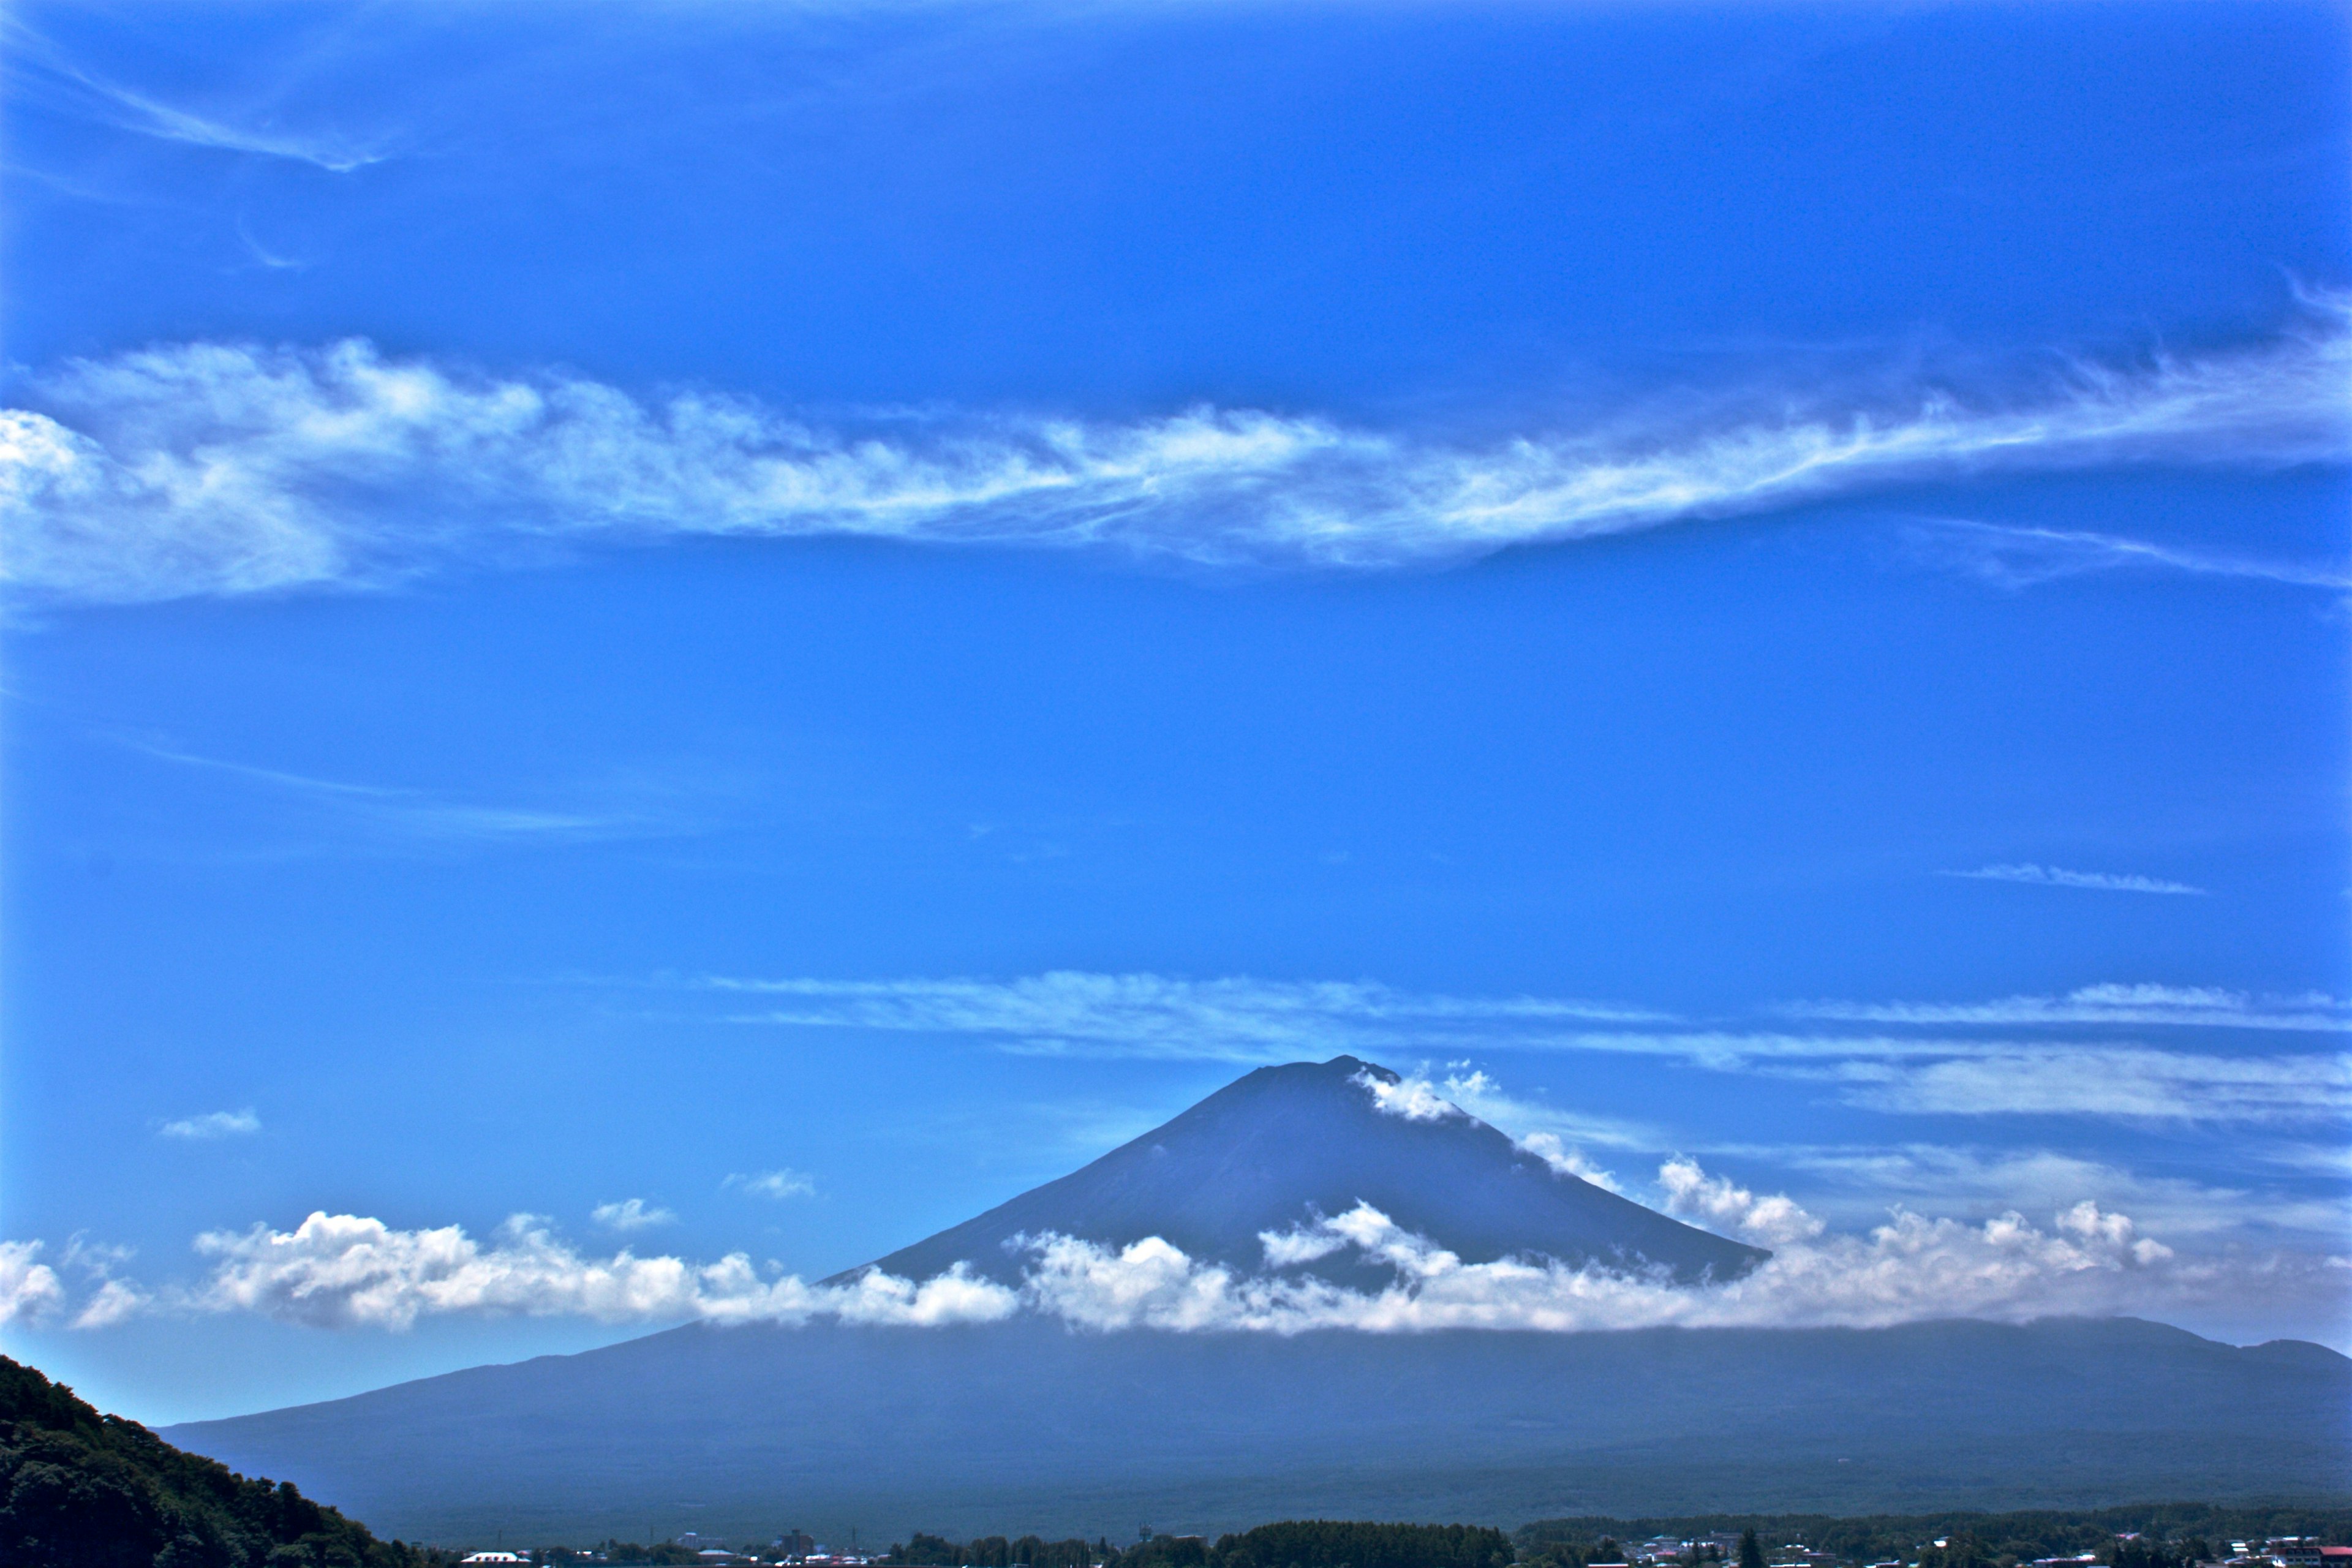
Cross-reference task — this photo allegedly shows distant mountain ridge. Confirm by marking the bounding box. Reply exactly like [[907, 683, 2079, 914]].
[[166, 1316, 2350, 1545], [845, 1055, 1765, 1288]]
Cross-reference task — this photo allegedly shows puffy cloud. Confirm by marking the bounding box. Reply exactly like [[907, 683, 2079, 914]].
[[1513, 1133, 1624, 1193], [159, 1108, 261, 1140], [1354, 1069, 1461, 1121], [1016, 1175, 2262, 1335], [1658, 1158, 1826, 1246], [0, 1242, 65, 1327], [56, 1159, 2324, 1338], [590, 1199, 677, 1232], [5, 309, 2346, 605], [179, 1210, 1016, 1330], [71, 1278, 151, 1330], [725, 1169, 817, 1200], [1945, 864, 2207, 895]]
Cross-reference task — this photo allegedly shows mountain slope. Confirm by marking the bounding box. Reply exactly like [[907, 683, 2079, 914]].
[[165, 1316, 2351, 1546], [849, 1056, 1764, 1287]]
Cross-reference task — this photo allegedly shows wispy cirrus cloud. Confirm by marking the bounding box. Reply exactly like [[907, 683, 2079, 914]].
[[698, 970, 2351, 1126], [1826, 1046, 2351, 1121], [118, 737, 682, 849], [159, 1108, 261, 1140], [1944, 862, 2207, 895], [3, 306, 2346, 605], [703, 970, 1664, 1062], [1901, 516, 2352, 592], [3, 24, 391, 172], [1786, 981, 2352, 1033]]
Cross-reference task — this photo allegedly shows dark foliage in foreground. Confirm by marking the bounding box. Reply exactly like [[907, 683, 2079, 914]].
[[1515, 1508, 2352, 1567], [883, 1523, 1513, 1568], [0, 1355, 451, 1568]]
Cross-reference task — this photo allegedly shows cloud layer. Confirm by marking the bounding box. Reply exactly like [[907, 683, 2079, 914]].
[[705, 969, 2352, 1125], [1945, 863, 2207, 895], [184, 1211, 1017, 1330], [26, 1152, 2319, 1339], [5, 311, 2346, 603], [1014, 1183, 2227, 1335]]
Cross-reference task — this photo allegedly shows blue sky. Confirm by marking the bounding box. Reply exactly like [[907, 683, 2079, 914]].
[[2, 0, 2347, 1424]]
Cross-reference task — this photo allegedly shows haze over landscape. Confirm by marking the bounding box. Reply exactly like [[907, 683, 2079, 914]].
[[0, 0, 2347, 1549]]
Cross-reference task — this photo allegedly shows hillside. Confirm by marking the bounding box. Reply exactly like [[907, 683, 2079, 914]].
[[0, 1354, 437, 1568]]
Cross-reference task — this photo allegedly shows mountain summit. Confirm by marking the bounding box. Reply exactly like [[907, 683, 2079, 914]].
[[848, 1055, 1766, 1288]]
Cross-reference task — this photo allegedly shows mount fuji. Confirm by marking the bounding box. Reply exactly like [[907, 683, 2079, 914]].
[[850, 1056, 1763, 1289], [164, 1058, 2350, 1545]]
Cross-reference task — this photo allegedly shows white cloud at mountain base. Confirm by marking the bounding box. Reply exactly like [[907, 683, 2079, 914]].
[[181, 1211, 1018, 1330], [4, 306, 2346, 605], [25, 1156, 2335, 1338], [1013, 1181, 2265, 1336]]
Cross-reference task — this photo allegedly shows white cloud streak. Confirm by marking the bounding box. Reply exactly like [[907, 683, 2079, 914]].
[[159, 1108, 262, 1140], [725, 1169, 817, 1200], [707, 970, 1662, 1062], [1902, 517, 2352, 592], [121, 739, 661, 847], [701, 969, 2350, 1125], [1789, 982, 2352, 1033], [1945, 863, 2207, 895], [4, 25, 390, 172], [4, 311, 2346, 605], [590, 1199, 676, 1232]]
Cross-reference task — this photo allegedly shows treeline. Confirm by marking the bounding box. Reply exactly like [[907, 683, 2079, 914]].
[[1515, 1508, 2352, 1568], [884, 1522, 1513, 1568], [0, 1355, 457, 1568], [893, 1536, 1113, 1568]]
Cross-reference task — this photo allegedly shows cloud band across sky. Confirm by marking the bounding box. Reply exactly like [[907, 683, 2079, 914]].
[[696, 969, 2352, 1125], [7, 1163, 2324, 1340], [4, 306, 2348, 603]]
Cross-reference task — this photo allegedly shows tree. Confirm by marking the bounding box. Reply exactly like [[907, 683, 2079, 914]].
[[1740, 1532, 1767, 1568]]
